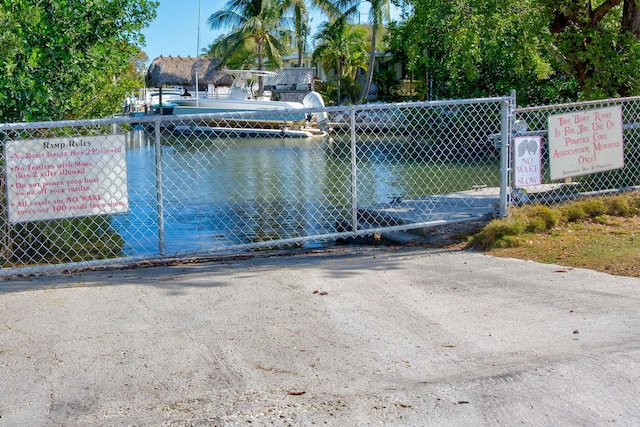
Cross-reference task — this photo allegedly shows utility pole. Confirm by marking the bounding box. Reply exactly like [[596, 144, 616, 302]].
[[196, 0, 202, 104]]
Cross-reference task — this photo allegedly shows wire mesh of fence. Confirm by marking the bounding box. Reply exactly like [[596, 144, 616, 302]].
[[0, 97, 509, 274], [512, 96, 640, 205], [8, 93, 640, 275]]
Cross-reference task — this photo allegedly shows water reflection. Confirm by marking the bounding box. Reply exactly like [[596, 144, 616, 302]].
[[115, 130, 500, 256], [112, 139, 159, 255]]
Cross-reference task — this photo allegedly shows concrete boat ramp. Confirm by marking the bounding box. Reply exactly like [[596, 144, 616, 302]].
[[3, 248, 640, 425], [357, 183, 615, 243], [355, 188, 501, 242]]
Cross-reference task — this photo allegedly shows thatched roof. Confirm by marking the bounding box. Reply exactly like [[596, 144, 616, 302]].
[[145, 56, 233, 89]]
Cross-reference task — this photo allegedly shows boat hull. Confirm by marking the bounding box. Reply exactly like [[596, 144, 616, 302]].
[[171, 125, 327, 138], [171, 98, 307, 122]]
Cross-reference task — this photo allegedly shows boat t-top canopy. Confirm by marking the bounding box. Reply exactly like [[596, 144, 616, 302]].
[[225, 70, 277, 99], [225, 70, 277, 79], [225, 70, 277, 88]]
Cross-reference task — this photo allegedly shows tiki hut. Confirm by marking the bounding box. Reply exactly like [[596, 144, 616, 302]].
[[145, 56, 233, 90]]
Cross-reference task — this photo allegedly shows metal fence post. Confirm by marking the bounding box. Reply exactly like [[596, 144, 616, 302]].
[[15, 93, 626, 275], [350, 107, 359, 233], [154, 120, 166, 256], [499, 98, 511, 217]]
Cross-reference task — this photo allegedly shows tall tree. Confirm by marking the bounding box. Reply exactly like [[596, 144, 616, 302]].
[[207, 0, 291, 94], [545, 0, 640, 98], [204, 35, 257, 69], [395, 0, 640, 102], [622, 0, 640, 35], [336, 0, 391, 102], [282, 0, 310, 67], [384, 20, 430, 100], [313, 17, 369, 103], [282, 0, 342, 67], [0, 0, 157, 122], [389, 0, 583, 105]]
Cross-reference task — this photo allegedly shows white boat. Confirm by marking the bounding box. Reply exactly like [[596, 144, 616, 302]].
[[170, 70, 328, 127], [171, 125, 328, 139]]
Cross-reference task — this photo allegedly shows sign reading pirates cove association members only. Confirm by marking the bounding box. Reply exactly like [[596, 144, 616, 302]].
[[5, 135, 129, 223], [548, 106, 624, 180]]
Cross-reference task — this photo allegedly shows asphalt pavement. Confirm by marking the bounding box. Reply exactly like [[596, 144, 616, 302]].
[[1, 247, 639, 426]]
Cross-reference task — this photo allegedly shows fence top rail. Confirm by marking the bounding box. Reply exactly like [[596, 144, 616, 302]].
[[0, 96, 513, 131], [341, 96, 510, 112], [0, 114, 165, 132], [514, 95, 640, 114]]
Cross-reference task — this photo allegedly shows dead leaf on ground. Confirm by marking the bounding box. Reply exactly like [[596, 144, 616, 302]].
[[394, 402, 412, 408]]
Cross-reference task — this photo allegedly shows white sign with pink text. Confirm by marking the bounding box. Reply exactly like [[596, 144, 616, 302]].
[[548, 106, 624, 180], [5, 135, 129, 223]]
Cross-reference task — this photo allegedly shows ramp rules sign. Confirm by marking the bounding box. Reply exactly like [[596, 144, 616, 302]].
[[5, 135, 129, 223], [548, 106, 624, 180]]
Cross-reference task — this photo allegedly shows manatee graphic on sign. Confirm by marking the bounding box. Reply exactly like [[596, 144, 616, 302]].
[[514, 136, 542, 187]]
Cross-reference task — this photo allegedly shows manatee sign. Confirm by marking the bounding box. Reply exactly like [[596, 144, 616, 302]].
[[547, 106, 624, 180], [514, 135, 542, 187], [5, 135, 129, 223]]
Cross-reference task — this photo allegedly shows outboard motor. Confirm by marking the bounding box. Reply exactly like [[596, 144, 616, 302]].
[[302, 91, 329, 130]]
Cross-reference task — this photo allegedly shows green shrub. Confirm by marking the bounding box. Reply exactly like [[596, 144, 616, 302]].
[[494, 235, 522, 248], [606, 196, 632, 217], [469, 190, 640, 251], [522, 204, 561, 231], [593, 215, 609, 225], [526, 216, 548, 233], [479, 217, 527, 249], [561, 204, 587, 222], [628, 193, 640, 211], [580, 198, 607, 217]]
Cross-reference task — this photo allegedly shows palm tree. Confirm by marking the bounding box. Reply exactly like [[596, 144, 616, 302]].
[[282, 0, 343, 68], [281, 0, 309, 67], [313, 17, 369, 103], [204, 35, 257, 70], [207, 0, 291, 94], [338, 0, 391, 102]]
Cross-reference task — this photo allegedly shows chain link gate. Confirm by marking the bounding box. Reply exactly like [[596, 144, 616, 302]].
[[1, 97, 511, 275], [512, 96, 640, 205]]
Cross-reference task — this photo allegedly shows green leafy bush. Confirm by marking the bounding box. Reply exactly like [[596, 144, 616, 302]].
[[469, 190, 640, 250]]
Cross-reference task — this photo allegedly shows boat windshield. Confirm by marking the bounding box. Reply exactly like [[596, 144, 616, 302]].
[[226, 70, 277, 98]]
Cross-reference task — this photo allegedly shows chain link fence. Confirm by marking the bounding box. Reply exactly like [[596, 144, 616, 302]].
[[512, 96, 640, 205], [1, 94, 509, 275]]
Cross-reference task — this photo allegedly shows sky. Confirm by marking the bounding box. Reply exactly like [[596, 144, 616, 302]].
[[141, 0, 386, 63], [142, 0, 225, 61]]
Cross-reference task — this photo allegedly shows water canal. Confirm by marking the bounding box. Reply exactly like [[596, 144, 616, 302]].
[[114, 130, 501, 256]]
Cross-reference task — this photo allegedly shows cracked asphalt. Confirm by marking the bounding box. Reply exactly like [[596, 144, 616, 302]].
[[1, 247, 640, 425]]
